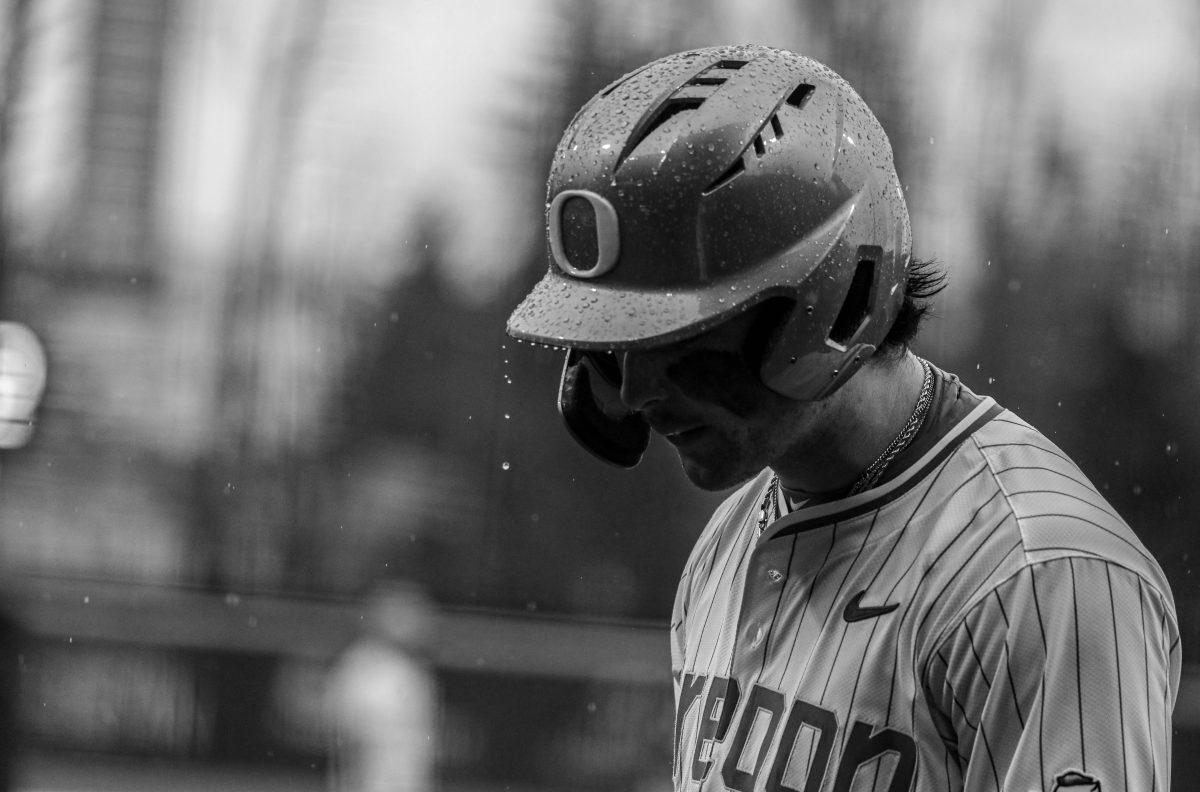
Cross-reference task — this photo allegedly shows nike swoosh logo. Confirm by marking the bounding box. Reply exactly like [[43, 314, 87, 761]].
[[842, 590, 900, 623]]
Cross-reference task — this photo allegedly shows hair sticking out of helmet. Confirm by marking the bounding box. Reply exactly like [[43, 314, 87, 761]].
[[507, 45, 915, 464]]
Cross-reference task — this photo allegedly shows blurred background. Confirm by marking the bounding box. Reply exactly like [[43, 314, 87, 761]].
[[0, 0, 1197, 789]]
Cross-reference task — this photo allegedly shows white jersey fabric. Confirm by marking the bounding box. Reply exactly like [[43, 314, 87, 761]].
[[671, 372, 1180, 792]]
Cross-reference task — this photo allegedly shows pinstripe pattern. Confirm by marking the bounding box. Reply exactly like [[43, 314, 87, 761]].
[[670, 399, 1180, 791]]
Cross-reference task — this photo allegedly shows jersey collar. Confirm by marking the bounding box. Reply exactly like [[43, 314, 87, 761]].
[[763, 397, 1002, 540]]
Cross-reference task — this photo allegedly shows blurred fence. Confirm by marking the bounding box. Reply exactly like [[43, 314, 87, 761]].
[[6, 576, 674, 791]]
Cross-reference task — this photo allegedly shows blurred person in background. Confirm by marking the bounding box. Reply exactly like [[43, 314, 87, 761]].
[[327, 584, 436, 792], [507, 45, 1179, 791]]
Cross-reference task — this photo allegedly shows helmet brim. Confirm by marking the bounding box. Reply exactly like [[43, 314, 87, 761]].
[[506, 269, 766, 351]]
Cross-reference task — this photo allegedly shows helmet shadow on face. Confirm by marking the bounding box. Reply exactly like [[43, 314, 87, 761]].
[[660, 349, 763, 420], [625, 305, 783, 423]]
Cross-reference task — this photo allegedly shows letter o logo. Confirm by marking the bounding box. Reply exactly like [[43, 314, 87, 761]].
[[548, 189, 620, 279]]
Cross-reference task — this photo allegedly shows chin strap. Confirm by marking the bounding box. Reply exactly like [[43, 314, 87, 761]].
[[558, 349, 650, 468]]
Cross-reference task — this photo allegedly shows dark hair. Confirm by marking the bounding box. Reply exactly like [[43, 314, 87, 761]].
[[877, 257, 947, 354]]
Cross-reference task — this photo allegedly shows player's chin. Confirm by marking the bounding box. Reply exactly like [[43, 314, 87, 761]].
[[676, 447, 752, 492]]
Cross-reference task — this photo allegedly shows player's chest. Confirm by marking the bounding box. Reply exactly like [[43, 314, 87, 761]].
[[675, 530, 928, 791], [680, 524, 926, 711]]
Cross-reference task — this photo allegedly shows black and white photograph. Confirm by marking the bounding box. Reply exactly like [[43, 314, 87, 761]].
[[0, 1, 1195, 790]]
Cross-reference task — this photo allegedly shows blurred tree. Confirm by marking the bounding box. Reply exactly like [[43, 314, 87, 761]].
[[0, 0, 33, 315], [197, 0, 332, 593]]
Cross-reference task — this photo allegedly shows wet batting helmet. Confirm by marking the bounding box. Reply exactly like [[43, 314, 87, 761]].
[[507, 44, 912, 466]]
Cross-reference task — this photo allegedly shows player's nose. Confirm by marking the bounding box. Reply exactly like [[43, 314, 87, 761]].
[[618, 348, 670, 413]]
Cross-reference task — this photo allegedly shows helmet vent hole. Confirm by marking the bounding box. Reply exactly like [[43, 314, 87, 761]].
[[618, 96, 705, 167], [828, 256, 877, 346], [644, 96, 704, 136], [689, 59, 749, 85], [702, 157, 746, 194], [702, 111, 781, 193], [617, 60, 749, 168], [786, 84, 815, 109]]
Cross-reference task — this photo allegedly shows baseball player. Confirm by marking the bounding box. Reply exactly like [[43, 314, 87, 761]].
[[506, 45, 1180, 791]]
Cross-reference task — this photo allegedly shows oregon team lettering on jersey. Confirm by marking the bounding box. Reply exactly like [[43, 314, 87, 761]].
[[671, 368, 1180, 792]]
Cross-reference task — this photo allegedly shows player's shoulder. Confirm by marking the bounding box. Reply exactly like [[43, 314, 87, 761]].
[[970, 407, 1085, 478], [911, 405, 1176, 655], [971, 411, 1139, 554], [961, 407, 1172, 598]]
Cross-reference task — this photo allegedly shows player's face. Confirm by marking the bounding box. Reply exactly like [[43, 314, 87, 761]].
[[618, 309, 834, 491]]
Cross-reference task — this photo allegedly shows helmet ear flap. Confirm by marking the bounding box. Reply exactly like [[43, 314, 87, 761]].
[[558, 349, 650, 468], [742, 298, 794, 370], [759, 246, 885, 401]]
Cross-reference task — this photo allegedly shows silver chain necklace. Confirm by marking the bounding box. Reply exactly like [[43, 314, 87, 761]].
[[758, 358, 935, 531], [757, 472, 781, 532], [846, 357, 935, 495]]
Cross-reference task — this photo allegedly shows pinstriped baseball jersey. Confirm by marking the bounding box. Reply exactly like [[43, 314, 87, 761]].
[[670, 372, 1180, 792]]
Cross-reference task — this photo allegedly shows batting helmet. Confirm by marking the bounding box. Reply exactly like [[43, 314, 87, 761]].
[[507, 45, 912, 466]]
